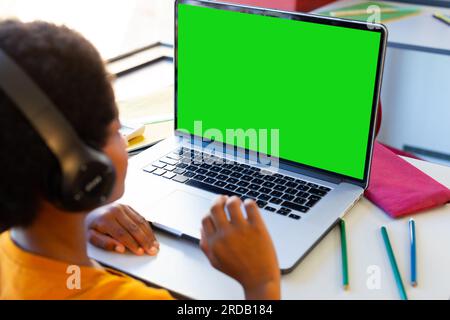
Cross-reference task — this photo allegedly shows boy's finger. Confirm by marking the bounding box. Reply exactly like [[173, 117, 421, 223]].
[[88, 229, 125, 254], [97, 218, 144, 255], [115, 208, 154, 255], [199, 229, 210, 255], [201, 216, 216, 238], [225, 196, 245, 226], [210, 195, 229, 229], [124, 205, 160, 253], [244, 199, 264, 225]]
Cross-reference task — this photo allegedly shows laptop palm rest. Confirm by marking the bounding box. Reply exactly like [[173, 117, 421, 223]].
[[150, 189, 212, 241]]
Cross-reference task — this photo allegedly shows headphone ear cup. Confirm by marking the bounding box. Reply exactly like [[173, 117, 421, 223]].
[[57, 147, 116, 212]]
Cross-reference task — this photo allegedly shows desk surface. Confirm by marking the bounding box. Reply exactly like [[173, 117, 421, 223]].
[[313, 0, 450, 55], [88, 156, 450, 300]]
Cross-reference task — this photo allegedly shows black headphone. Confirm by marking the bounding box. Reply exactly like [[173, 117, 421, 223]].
[[0, 49, 116, 212]]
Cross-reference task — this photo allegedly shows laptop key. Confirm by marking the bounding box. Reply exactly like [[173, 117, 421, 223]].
[[206, 171, 218, 178], [319, 186, 331, 192], [166, 153, 181, 160], [293, 197, 306, 205], [252, 178, 264, 185], [173, 168, 186, 174], [225, 184, 238, 191], [305, 199, 319, 207], [240, 195, 256, 201], [143, 165, 157, 173], [270, 190, 283, 197], [285, 188, 298, 195], [288, 214, 301, 220], [152, 161, 166, 169], [263, 175, 276, 182], [307, 182, 319, 188], [210, 166, 222, 172], [309, 195, 321, 201], [160, 157, 178, 166], [173, 175, 189, 183], [227, 177, 239, 184], [215, 180, 227, 187], [233, 166, 244, 173], [282, 194, 295, 201], [185, 165, 198, 171], [256, 200, 267, 208], [259, 187, 271, 194], [176, 162, 189, 169], [247, 191, 260, 198], [237, 181, 250, 187], [298, 185, 310, 192], [309, 188, 327, 197], [180, 157, 192, 164], [274, 185, 286, 192], [242, 175, 253, 181], [285, 181, 298, 188], [153, 168, 166, 176], [281, 201, 309, 213], [164, 165, 176, 171], [269, 197, 283, 205], [265, 206, 276, 212], [297, 191, 309, 198], [220, 169, 232, 175], [196, 168, 208, 175], [200, 163, 212, 170], [274, 178, 287, 185], [295, 179, 306, 185], [263, 181, 275, 188], [184, 171, 196, 178], [248, 184, 260, 191], [163, 172, 176, 179], [277, 208, 291, 216], [231, 172, 243, 178], [217, 174, 228, 180], [193, 174, 206, 181], [258, 194, 271, 201], [185, 180, 236, 197], [204, 178, 217, 185], [236, 187, 249, 194]]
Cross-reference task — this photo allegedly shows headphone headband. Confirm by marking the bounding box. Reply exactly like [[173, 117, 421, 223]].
[[0, 49, 115, 211]]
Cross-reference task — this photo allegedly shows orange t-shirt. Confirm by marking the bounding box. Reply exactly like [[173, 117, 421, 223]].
[[0, 231, 173, 300]]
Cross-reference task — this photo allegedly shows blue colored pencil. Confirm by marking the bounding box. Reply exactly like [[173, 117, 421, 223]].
[[381, 226, 408, 300], [409, 219, 417, 287]]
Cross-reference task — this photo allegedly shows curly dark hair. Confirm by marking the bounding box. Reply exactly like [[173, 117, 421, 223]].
[[0, 20, 118, 231]]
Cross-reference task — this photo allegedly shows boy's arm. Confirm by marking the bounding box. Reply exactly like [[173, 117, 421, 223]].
[[200, 196, 281, 300]]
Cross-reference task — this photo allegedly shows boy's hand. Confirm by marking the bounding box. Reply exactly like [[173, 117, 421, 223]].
[[86, 204, 159, 256], [200, 196, 280, 300]]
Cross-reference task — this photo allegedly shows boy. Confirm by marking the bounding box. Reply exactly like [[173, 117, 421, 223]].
[[0, 20, 280, 299]]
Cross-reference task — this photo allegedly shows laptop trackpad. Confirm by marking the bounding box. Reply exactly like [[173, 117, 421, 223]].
[[151, 189, 212, 240]]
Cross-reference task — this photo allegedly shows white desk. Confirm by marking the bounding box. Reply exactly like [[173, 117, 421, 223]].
[[88, 156, 450, 299]]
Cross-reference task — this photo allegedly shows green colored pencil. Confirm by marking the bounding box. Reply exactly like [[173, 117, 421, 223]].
[[381, 226, 408, 300], [340, 219, 349, 290]]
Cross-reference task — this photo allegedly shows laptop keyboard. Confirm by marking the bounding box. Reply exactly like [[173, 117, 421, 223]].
[[142, 147, 332, 220]]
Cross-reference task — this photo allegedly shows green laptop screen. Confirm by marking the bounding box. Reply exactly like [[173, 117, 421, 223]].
[[177, 3, 381, 180]]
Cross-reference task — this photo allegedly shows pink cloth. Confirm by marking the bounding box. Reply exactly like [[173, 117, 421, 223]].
[[365, 142, 450, 218]]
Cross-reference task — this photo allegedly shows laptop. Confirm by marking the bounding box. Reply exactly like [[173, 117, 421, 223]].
[[121, 0, 387, 273]]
